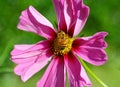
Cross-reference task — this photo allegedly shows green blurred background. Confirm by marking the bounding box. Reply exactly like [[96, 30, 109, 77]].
[[0, 0, 120, 87]]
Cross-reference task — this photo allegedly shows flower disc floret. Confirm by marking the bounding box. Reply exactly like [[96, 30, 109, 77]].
[[53, 31, 74, 55]]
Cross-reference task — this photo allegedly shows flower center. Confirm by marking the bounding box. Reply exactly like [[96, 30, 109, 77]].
[[53, 31, 74, 56]]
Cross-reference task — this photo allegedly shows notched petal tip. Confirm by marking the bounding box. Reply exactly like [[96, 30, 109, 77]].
[[95, 31, 108, 37], [93, 31, 108, 48], [73, 31, 108, 66], [73, 47, 108, 66], [17, 5, 56, 40]]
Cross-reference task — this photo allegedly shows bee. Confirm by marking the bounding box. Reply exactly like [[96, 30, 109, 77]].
[[57, 31, 68, 50], [53, 31, 73, 55], [59, 41, 67, 50]]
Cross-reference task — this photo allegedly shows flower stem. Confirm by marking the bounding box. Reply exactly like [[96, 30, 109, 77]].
[[80, 59, 108, 87]]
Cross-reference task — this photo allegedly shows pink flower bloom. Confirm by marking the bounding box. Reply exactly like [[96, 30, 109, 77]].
[[11, 0, 108, 87]]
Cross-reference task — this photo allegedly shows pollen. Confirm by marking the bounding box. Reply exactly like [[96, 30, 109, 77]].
[[53, 31, 74, 56]]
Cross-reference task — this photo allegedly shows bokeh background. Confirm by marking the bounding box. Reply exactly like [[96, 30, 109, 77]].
[[0, 0, 120, 87]]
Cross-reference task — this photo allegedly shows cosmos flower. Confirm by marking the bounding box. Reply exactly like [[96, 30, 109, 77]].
[[11, 0, 108, 87]]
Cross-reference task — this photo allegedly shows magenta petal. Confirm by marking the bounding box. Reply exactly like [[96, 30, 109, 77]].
[[17, 6, 56, 40], [73, 46, 108, 66], [37, 57, 64, 87], [14, 57, 51, 82], [14, 61, 32, 76], [85, 32, 108, 48], [64, 52, 90, 87], [81, 65, 92, 86], [53, 0, 67, 33], [72, 2, 89, 37], [11, 40, 51, 57], [52, 0, 64, 21], [66, 0, 89, 37], [11, 40, 52, 64], [11, 49, 53, 64], [64, 66, 67, 87], [73, 32, 108, 50], [53, 0, 89, 36], [72, 32, 108, 66], [11, 40, 53, 82], [13, 48, 53, 82], [73, 32, 108, 48]]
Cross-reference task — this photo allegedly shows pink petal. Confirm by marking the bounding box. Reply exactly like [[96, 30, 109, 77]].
[[37, 56, 64, 87], [64, 52, 90, 87], [70, 18, 83, 37], [14, 61, 32, 76], [52, 0, 64, 21], [11, 40, 53, 64], [72, 32, 108, 66], [11, 40, 51, 57], [13, 48, 53, 82], [53, 0, 89, 36], [64, 66, 67, 87], [17, 6, 56, 40], [12, 50, 41, 59], [11, 49, 53, 64], [11, 41, 53, 64], [81, 65, 92, 86], [73, 32, 108, 49], [73, 46, 108, 66], [14, 57, 51, 82], [68, 0, 90, 37], [53, 0, 67, 33]]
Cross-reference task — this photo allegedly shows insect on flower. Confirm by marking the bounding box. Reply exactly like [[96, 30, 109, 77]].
[[11, 0, 108, 87], [53, 31, 74, 55]]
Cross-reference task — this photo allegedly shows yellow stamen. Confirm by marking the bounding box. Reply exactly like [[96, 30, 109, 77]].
[[53, 31, 74, 56]]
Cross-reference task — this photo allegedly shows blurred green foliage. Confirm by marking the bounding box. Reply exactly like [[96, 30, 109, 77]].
[[0, 0, 120, 87]]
